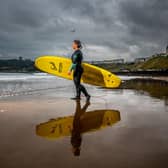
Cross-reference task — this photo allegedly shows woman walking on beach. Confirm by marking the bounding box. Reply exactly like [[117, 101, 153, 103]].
[[68, 40, 90, 101]]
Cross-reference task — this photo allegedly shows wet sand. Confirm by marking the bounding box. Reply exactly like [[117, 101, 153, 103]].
[[0, 83, 168, 168]]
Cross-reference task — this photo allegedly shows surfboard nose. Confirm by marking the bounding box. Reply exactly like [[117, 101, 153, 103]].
[[34, 56, 42, 70]]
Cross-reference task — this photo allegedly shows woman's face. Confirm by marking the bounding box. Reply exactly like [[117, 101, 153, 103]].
[[72, 42, 78, 50]]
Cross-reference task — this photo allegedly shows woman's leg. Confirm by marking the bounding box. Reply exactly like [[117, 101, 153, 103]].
[[73, 71, 81, 98], [78, 70, 89, 97], [79, 84, 89, 97], [73, 69, 90, 100]]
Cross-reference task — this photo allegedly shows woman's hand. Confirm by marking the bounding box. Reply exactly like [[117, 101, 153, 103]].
[[68, 71, 71, 75]]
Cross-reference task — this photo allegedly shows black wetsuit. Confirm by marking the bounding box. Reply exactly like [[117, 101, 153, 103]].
[[70, 50, 89, 98]]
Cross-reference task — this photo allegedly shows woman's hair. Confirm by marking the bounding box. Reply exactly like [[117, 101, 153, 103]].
[[74, 40, 82, 49]]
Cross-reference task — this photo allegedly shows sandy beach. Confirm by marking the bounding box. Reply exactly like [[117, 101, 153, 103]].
[[0, 73, 168, 168]]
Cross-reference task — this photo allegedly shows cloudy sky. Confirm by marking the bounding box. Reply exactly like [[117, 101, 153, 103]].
[[0, 0, 168, 61]]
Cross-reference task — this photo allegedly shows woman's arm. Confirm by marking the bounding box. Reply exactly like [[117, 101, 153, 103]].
[[68, 55, 77, 74]]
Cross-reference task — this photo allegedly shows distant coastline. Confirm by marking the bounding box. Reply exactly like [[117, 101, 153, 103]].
[[0, 54, 168, 75], [93, 54, 168, 77], [0, 57, 38, 73], [115, 70, 168, 76]]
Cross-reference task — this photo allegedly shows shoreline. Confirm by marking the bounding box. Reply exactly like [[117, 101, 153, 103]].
[[119, 75, 168, 82], [115, 70, 168, 76], [0, 71, 168, 82]]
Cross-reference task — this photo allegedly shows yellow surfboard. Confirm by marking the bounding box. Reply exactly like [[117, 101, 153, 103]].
[[36, 109, 120, 139], [35, 56, 121, 88]]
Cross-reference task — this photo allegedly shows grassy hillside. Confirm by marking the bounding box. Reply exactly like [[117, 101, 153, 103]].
[[96, 55, 168, 72], [134, 55, 168, 70]]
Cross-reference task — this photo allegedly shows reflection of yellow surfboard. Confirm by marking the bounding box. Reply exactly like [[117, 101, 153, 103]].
[[35, 56, 121, 88], [36, 110, 120, 139]]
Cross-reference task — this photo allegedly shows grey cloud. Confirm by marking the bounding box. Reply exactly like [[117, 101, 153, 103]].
[[0, 0, 167, 61], [119, 0, 168, 43]]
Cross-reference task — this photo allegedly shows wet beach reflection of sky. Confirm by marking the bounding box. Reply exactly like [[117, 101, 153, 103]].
[[0, 74, 168, 168]]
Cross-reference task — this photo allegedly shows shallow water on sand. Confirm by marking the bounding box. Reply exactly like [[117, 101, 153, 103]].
[[0, 73, 168, 168]]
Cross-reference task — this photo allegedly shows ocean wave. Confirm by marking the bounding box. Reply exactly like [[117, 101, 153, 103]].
[[0, 73, 55, 81]]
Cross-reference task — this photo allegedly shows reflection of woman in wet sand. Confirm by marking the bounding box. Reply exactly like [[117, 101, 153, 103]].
[[71, 100, 90, 156]]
